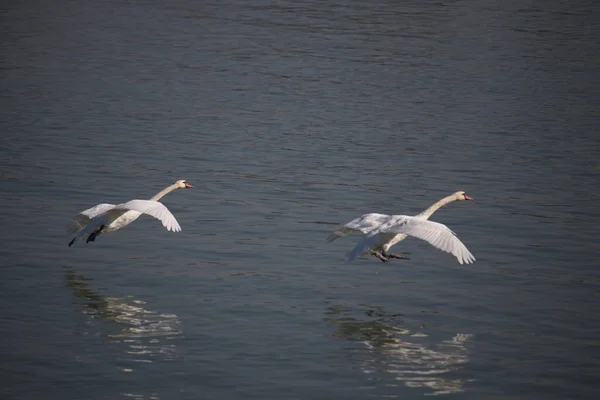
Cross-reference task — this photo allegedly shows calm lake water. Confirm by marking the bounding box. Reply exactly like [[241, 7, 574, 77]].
[[2, 0, 600, 399]]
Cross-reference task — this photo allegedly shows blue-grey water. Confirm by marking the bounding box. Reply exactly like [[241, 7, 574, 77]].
[[2, 0, 600, 399]]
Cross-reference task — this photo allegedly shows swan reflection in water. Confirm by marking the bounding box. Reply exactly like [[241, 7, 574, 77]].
[[65, 269, 183, 370], [326, 304, 474, 396]]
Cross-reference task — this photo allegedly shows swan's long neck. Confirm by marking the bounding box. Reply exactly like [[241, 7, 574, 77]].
[[150, 183, 179, 201], [415, 194, 457, 219]]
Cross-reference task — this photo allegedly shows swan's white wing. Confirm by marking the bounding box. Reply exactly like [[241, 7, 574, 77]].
[[345, 234, 380, 261], [68, 205, 119, 246], [66, 203, 116, 234], [344, 230, 400, 261], [110, 200, 181, 232], [68, 200, 180, 246], [72, 210, 115, 241], [380, 216, 475, 264], [327, 213, 391, 242]]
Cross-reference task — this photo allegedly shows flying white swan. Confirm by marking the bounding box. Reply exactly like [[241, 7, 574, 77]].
[[67, 179, 192, 246], [327, 191, 475, 264]]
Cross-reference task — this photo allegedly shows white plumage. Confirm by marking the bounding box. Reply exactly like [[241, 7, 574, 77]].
[[328, 191, 475, 264], [68, 200, 181, 246], [344, 215, 475, 265], [67, 179, 191, 246]]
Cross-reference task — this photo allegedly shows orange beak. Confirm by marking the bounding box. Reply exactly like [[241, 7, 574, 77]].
[[464, 194, 473, 200], [185, 182, 193, 188]]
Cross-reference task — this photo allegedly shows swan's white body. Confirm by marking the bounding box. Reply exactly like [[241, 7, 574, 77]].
[[67, 179, 192, 246], [328, 191, 475, 264]]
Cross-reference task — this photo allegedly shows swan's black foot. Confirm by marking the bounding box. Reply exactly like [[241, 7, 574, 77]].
[[382, 251, 410, 260], [86, 225, 105, 244], [373, 252, 389, 262], [68, 238, 76, 247]]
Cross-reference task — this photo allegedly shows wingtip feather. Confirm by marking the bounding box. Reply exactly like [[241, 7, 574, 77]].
[[327, 232, 341, 243]]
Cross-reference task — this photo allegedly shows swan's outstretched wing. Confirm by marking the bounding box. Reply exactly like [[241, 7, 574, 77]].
[[70, 208, 117, 245], [109, 200, 182, 232], [345, 233, 384, 261], [327, 213, 391, 242], [381, 216, 475, 264], [68, 200, 181, 246], [66, 203, 116, 234]]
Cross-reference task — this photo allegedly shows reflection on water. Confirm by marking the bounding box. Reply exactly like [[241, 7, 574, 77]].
[[326, 304, 473, 396], [65, 269, 183, 370]]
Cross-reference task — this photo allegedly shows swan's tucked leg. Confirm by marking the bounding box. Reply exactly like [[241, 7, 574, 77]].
[[68, 237, 76, 247], [382, 251, 410, 260], [86, 225, 105, 243]]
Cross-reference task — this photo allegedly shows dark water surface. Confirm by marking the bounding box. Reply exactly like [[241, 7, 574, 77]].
[[2, 0, 600, 399]]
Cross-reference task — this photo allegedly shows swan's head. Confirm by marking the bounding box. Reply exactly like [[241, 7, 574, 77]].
[[175, 179, 193, 189], [455, 191, 473, 201]]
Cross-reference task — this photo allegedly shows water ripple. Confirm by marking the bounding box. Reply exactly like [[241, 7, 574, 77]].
[[326, 304, 474, 396]]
